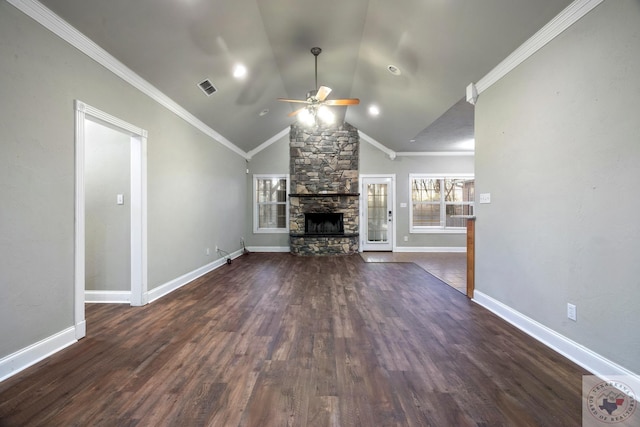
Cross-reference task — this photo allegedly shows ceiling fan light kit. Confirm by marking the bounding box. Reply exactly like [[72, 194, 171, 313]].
[[278, 47, 359, 128]]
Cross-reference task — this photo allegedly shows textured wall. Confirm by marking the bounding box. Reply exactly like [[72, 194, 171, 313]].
[[289, 123, 359, 194]]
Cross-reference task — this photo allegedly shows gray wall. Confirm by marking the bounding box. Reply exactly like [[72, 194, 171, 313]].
[[360, 142, 474, 249], [0, 3, 246, 359], [245, 129, 475, 249], [85, 120, 131, 292], [245, 133, 291, 248], [475, 0, 640, 374]]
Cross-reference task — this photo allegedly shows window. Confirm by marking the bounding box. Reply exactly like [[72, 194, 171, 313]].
[[410, 174, 474, 233], [254, 174, 289, 233]]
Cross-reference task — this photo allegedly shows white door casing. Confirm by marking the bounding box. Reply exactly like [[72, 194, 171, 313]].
[[360, 175, 395, 251], [74, 100, 148, 338]]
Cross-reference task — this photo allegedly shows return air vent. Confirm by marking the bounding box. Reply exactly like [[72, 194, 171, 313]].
[[197, 79, 217, 96]]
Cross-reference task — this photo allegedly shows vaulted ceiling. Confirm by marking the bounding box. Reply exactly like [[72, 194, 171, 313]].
[[38, 0, 573, 154]]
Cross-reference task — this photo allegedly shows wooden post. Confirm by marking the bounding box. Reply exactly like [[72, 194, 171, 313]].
[[466, 218, 475, 298]]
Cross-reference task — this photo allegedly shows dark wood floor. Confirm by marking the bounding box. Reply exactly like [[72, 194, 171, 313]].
[[360, 252, 467, 294], [0, 253, 588, 426]]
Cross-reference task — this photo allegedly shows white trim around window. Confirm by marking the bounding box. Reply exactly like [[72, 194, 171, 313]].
[[253, 174, 290, 234], [409, 173, 475, 234]]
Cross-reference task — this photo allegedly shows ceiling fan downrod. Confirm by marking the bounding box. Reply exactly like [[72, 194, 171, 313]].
[[311, 47, 322, 91]]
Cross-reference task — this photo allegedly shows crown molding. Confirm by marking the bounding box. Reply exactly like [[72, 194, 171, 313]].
[[246, 127, 290, 159], [357, 131, 397, 160], [395, 151, 475, 157], [7, 0, 249, 160], [471, 0, 604, 98]]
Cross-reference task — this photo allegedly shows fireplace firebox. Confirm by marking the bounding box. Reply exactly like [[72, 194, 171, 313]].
[[305, 213, 344, 235]]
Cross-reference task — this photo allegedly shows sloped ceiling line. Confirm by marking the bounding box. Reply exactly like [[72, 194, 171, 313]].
[[469, 0, 604, 100], [10, 0, 600, 160], [7, 0, 250, 159]]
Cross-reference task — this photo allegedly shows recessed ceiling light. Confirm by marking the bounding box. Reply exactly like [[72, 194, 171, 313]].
[[368, 105, 380, 116], [259, 108, 269, 117], [387, 64, 402, 76], [233, 63, 247, 79], [409, 139, 416, 143]]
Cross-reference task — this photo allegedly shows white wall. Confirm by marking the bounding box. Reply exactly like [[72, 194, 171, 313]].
[[474, 0, 640, 374], [0, 2, 246, 362]]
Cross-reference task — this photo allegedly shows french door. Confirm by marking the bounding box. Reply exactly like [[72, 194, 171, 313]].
[[361, 175, 395, 251]]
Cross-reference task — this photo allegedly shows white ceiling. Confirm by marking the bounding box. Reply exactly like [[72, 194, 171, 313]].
[[37, 0, 573, 154]]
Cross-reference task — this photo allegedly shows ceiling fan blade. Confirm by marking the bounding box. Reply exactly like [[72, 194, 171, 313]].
[[288, 107, 307, 117], [315, 86, 332, 102], [324, 98, 360, 106], [277, 98, 311, 104]]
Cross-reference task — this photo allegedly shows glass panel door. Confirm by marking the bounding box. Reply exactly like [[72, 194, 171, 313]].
[[367, 183, 388, 243], [362, 176, 393, 251]]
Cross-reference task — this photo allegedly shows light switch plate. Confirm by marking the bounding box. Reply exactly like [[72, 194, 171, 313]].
[[117, 194, 124, 205], [479, 193, 491, 204]]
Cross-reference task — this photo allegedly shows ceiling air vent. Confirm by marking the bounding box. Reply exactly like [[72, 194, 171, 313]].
[[197, 79, 217, 96]]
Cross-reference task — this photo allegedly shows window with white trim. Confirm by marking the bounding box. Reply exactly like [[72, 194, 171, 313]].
[[409, 174, 474, 233], [253, 174, 289, 233]]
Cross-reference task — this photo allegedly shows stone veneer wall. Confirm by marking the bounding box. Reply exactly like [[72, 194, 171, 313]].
[[289, 122, 359, 255]]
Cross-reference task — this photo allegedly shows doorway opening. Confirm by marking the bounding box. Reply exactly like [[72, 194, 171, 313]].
[[73, 101, 147, 340], [360, 175, 395, 251]]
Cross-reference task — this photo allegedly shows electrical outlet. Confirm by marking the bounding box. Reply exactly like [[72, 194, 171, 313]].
[[206, 248, 210, 256], [567, 303, 577, 321], [215, 245, 219, 252], [403, 235, 408, 242]]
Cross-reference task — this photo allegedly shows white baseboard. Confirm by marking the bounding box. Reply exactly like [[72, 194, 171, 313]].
[[147, 249, 244, 303], [85, 290, 131, 304], [246, 246, 290, 253], [473, 291, 640, 391], [0, 250, 249, 384], [393, 246, 466, 253], [0, 326, 77, 383]]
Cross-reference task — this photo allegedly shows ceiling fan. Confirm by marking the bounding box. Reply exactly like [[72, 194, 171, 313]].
[[278, 47, 359, 124]]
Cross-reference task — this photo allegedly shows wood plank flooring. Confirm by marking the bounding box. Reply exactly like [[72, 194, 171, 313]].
[[359, 252, 467, 294], [0, 253, 589, 426]]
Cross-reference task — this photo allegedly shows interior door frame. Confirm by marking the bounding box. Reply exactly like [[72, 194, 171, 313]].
[[74, 100, 148, 339], [360, 174, 396, 252]]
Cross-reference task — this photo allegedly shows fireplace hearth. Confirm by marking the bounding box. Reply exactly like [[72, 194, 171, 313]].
[[305, 213, 344, 235]]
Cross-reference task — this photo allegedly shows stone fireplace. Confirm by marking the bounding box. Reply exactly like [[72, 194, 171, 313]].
[[289, 122, 359, 255]]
